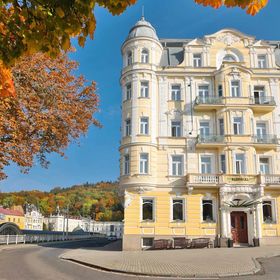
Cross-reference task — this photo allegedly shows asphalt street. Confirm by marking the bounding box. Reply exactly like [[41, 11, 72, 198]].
[[0, 240, 279, 280]]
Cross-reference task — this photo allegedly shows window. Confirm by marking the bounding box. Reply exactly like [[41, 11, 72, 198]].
[[260, 157, 270, 174], [231, 81, 240, 97], [125, 119, 131, 136], [220, 154, 226, 173], [172, 199, 184, 221], [223, 54, 236, 62], [254, 86, 265, 104], [193, 53, 202, 67], [218, 119, 224, 135], [110, 225, 114, 231], [258, 55, 267, 68], [201, 156, 211, 174], [171, 155, 183, 176], [142, 198, 154, 221], [200, 121, 210, 137], [218, 85, 223, 97], [256, 122, 267, 138], [140, 81, 149, 98], [127, 51, 132, 66], [233, 117, 243, 135], [125, 83, 132, 100], [124, 154, 130, 175], [140, 117, 149, 135], [198, 85, 209, 100], [235, 154, 245, 174], [262, 201, 275, 223], [140, 153, 149, 174], [171, 121, 181, 137], [202, 199, 214, 222], [141, 49, 149, 63], [171, 85, 181, 101], [142, 237, 154, 248]]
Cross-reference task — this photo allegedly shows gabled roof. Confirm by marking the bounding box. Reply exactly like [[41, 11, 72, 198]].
[[0, 207, 24, 217]]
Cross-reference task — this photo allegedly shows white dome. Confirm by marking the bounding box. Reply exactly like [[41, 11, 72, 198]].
[[127, 17, 159, 41]]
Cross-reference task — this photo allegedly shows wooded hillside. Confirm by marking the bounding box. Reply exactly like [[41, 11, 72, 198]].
[[0, 181, 123, 221]]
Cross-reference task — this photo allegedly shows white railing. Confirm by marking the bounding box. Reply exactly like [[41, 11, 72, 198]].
[[0, 234, 94, 245], [264, 175, 280, 184], [0, 235, 26, 245], [192, 174, 220, 184]]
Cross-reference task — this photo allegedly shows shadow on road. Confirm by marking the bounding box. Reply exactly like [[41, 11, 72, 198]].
[[36, 238, 112, 250]]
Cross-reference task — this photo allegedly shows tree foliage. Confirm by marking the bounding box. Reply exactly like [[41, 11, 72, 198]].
[[0, 52, 99, 179], [194, 0, 268, 15], [0, 181, 124, 221], [0, 0, 137, 66]]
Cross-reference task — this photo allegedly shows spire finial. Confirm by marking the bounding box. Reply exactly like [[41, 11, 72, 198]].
[[141, 5, 145, 20]]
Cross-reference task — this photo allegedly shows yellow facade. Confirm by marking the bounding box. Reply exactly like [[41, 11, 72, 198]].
[[120, 19, 280, 250], [0, 209, 25, 230]]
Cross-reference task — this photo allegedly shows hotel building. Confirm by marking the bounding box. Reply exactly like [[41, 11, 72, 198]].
[[120, 18, 280, 250]]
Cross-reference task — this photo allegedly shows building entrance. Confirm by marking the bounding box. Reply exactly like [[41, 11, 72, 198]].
[[231, 211, 248, 244]]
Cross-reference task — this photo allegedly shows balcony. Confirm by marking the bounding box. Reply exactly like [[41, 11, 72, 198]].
[[196, 134, 225, 148], [187, 174, 280, 186], [194, 96, 224, 111], [194, 96, 276, 112], [251, 134, 278, 149], [250, 96, 276, 113]]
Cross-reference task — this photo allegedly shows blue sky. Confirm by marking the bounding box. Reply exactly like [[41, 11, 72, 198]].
[[1, 0, 280, 192]]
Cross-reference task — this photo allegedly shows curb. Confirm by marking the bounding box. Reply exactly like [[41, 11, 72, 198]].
[[60, 255, 264, 279]]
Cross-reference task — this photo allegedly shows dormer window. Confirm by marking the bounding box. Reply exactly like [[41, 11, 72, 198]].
[[141, 49, 149, 63], [193, 53, 202, 67], [223, 54, 236, 62], [127, 51, 132, 66], [258, 55, 267, 68]]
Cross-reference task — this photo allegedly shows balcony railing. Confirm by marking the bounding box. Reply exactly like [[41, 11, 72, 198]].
[[195, 96, 223, 105], [187, 174, 280, 185], [250, 96, 276, 106], [197, 134, 225, 144], [263, 175, 280, 184], [194, 96, 276, 107], [251, 134, 278, 144]]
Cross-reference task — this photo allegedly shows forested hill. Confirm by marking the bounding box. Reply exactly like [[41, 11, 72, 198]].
[[0, 181, 123, 221]]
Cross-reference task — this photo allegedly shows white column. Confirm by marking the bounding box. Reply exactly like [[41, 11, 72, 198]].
[[255, 204, 262, 238], [158, 77, 168, 137], [151, 74, 157, 144], [131, 75, 138, 142], [221, 208, 228, 238]]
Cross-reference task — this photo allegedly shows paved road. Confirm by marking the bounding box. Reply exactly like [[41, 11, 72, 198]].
[[0, 240, 279, 280]]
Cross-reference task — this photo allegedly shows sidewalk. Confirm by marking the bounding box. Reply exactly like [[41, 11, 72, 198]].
[[60, 241, 280, 278]]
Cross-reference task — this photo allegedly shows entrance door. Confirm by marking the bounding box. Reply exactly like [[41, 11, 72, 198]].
[[231, 211, 248, 244]]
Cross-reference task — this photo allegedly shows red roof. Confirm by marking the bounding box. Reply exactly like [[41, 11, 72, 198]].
[[0, 207, 24, 217]]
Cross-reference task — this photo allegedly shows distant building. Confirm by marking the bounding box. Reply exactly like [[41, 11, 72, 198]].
[[0, 207, 25, 230], [92, 221, 123, 239], [24, 205, 44, 231], [45, 214, 93, 233]]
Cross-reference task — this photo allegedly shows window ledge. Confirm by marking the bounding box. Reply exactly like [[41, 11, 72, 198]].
[[136, 134, 150, 137], [168, 100, 184, 102], [167, 175, 185, 178], [133, 173, 152, 177], [138, 97, 150, 99], [201, 221, 216, 225]]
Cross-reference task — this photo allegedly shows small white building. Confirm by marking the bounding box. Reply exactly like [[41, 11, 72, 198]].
[[24, 205, 44, 231], [45, 214, 93, 233], [92, 221, 123, 239]]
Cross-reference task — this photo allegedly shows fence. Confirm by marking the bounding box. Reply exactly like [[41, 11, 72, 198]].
[[0, 234, 94, 245]]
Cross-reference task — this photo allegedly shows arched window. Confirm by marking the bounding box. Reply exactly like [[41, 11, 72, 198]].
[[142, 198, 154, 221], [141, 49, 149, 63], [262, 200, 275, 223], [127, 51, 132, 66], [202, 199, 214, 222], [223, 54, 236, 62]]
